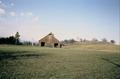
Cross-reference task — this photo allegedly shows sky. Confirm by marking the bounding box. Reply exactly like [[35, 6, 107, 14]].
[[0, 0, 120, 43]]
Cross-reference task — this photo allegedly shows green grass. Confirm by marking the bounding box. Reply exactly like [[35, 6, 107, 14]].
[[0, 45, 120, 79]]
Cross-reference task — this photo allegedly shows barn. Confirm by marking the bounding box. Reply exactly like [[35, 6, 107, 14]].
[[39, 32, 61, 48]]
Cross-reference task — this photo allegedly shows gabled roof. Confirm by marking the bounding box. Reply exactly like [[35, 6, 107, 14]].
[[39, 32, 59, 43]]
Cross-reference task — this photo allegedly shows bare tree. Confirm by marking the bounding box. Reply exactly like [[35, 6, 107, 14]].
[[101, 38, 107, 43], [92, 38, 98, 42]]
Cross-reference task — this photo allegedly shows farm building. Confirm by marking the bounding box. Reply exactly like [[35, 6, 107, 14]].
[[39, 32, 61, 48]]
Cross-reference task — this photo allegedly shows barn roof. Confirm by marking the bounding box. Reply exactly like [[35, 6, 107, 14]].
[[39, 32, 59, 43]]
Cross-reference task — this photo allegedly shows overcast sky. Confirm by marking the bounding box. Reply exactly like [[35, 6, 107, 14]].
[[0, 0, 119, 43]]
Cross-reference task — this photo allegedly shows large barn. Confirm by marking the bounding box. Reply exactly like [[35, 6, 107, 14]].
[[39, 32, 61, 48]]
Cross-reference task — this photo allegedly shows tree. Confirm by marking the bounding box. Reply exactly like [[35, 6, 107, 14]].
[[23, 41, 32, 45], [110, 40, 115, 44], [92, 38, 98, 42], [69, 39, 76, 43], [64, 40, 69, 44], [0, 36, 16, 44], [15, 32, 20, 45], [63, 39, 76, 44], [80, 38, 83, 42], [0, 38, 6, 44], [8, 36, 16, 44], [83, 38, 87, 42], [101, 38, 107, 43]]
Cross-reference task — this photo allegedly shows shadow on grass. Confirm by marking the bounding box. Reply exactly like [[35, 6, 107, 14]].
[[0, 51, 48, 61], [101, 58, 120, 68]]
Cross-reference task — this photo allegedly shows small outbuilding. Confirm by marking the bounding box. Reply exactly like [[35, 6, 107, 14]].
[[39, 32, 61, 48]]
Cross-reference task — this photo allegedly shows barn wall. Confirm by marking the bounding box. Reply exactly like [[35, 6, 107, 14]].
[[39, 41, 60, 48]]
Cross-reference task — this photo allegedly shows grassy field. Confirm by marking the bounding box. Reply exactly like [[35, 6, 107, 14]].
[[0, 45, 120, 79]]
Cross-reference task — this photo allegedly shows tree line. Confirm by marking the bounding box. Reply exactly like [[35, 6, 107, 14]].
[[0, 32, 38, 46], [0, 32, 21, 45], [62, 38, 115, 44]]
